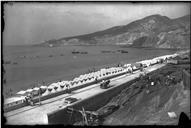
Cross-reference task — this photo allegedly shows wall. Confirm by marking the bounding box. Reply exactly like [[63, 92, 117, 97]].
[[47, 78, 138, 124]]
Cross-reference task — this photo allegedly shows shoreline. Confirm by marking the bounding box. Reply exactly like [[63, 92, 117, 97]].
[[4, 44, 190, 50]]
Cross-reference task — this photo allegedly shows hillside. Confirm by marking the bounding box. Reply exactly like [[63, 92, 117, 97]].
[[98, 55, 190, 125], [100, 63, 190, 125], [39, 14, 190, 49]]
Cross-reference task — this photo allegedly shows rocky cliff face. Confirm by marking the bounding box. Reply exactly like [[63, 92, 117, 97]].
[[40, 14, 190, 49]]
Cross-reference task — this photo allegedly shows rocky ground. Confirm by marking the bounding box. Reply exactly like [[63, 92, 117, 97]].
[[96, 54, 190, 125]]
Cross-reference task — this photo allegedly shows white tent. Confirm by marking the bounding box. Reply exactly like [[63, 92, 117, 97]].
[[150, 59, 158, 65], [60, 81, 67, 86], [83, 79, 88, 84], [26, 89, 33, 93], [72, 82, 78, 87], [127, 66, 133, 73], [60, 83, 65, 90], [71, 81, 77, 88], [86, 79, 92, 83], [47, 85, 53, 92], [40, 85, 47, 89], [32, 87, 40, 96], [51, 88, 56, 93], [164, 55, 172, 60], [16, 90, 26, 95], [73, 77, 79, 82], [124, 64, 131, 67], [89, 78, 94, 82], [125, 68, 129, 72], [40, 86, 47, 94], [139, 60, 151, 67], [33, 87, 40, 91], [157, 56, 166, 61], [153, 57, 162, 63], [131, 65, 136, 70], [55, 83, 62, 91], [76, 81, 82, 86], [42, 89, 51, 96], [171, 53, 178, 58], [49, 83, 59, 92], [80, 79, 85, 84]]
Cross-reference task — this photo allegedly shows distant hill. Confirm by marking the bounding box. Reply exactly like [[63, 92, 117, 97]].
[[39, 14, 190, 49]]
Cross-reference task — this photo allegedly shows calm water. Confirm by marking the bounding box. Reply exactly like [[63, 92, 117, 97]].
[[3, 45, 177, 97]]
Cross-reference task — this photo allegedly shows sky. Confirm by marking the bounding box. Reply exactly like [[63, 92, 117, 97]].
[[3, 2, 190, 45]]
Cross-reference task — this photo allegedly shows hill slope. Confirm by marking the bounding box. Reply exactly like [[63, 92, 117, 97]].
[[40, 14, 190, 49], [99, 59, 190, 125]]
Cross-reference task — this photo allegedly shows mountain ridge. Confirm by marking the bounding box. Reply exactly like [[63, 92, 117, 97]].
[[39, 14, 190, 49]]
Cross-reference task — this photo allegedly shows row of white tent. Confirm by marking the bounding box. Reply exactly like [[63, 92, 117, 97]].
[[135, 53, 179, 67], [16, 67, 128, 97], [16, 53, 179, 97]]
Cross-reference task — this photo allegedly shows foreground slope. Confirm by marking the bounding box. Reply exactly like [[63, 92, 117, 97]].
[[98, 55, 190, 125]]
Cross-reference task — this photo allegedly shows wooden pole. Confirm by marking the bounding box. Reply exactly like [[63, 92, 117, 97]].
[[82, 107, 88, 125], [39, 87, 41, 105]]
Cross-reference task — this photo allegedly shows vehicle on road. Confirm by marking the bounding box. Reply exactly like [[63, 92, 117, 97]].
[[100, 80, 111, 89], [64, 97, 79, 104]]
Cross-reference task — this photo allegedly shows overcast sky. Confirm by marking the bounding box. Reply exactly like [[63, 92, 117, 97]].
[[3, 3, 190, 45]]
